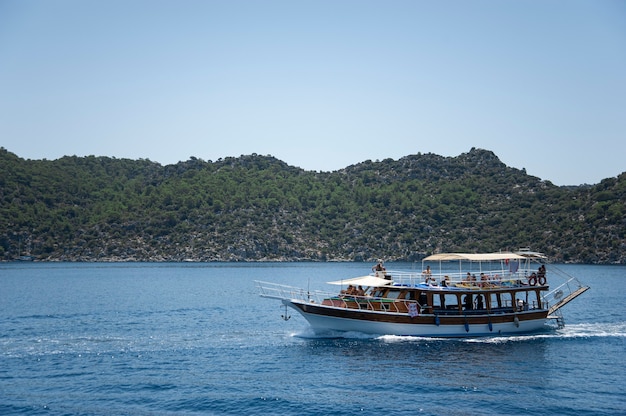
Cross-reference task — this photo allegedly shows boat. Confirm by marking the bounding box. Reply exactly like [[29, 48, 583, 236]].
[[256, 250, 590, 337]]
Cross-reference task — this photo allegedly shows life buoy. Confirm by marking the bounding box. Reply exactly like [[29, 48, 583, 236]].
[[538, 276, 546, 285], [528, 275, 537, 286]]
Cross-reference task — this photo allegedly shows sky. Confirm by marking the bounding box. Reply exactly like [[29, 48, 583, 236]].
[[1, 1, 625, 186]]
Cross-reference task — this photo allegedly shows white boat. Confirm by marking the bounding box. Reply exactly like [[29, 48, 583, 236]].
[[256, 250, 589, 337]]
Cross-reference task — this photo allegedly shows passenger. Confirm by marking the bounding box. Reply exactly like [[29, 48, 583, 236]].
[[356, 285, 365, 296], [464, 294, 473, 310], [441, 276, 450, 287], [341, 285, 356, 296], [372, 261, 386, 278], [538, 265, 546, 278], [480, 273, 489, 288], [475, 294, 484, 309], [464, 272, 472, 282], [422, 265, 435, 284]]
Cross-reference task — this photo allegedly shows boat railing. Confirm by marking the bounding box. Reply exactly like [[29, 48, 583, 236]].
[[256, 280, 551, 316], [255, 280, 334, 303], [541, 267, 590, 315], [385, 267, 540, 288], [331, 296, 423, 314], [256, 280, 424, 314]]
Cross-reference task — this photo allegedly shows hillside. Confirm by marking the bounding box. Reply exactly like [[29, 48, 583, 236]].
[[1, 147, 624, 263]]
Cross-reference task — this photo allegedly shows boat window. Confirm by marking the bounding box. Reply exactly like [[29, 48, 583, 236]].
[[487, 293, 503, 310], [370, 289, 384, 297], [432, 293, 459, 311], [385, 290, 403, 300], [432, 294, 441, 308], [418, 292, 428, 306], [498, 292, 515, 309]]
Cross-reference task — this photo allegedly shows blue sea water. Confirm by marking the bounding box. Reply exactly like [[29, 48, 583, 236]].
[[0, 262, 624, 415]]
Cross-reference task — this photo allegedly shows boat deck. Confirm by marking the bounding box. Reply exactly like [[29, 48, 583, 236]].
[[381, 267, 542, 289]]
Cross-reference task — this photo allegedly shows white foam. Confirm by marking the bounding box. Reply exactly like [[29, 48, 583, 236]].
[[289, 322, 626, 342]]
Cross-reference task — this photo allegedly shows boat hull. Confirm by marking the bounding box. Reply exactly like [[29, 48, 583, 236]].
[[284, 299, 548, 337]]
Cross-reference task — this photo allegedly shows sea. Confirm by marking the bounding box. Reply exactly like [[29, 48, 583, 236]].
[[1, 262, 624, 416]]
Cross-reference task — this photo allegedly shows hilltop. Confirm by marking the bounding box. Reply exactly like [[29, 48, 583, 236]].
[[1, 147, 624, 263]]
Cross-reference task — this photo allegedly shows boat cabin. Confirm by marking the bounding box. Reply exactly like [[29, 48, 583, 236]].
[[326, 251, 550, 316], [367, 285, 543, 316]]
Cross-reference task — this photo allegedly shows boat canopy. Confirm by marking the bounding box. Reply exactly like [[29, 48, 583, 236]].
[[327, 275, 392, 287], [423, 252, 528, 262], [514, 250, 547, 259]]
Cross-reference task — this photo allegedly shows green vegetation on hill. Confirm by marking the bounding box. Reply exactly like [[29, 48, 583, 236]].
[[1, 147, 624, 263]]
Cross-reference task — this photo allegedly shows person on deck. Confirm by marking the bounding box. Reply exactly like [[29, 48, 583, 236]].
[[423, 266, 435, 284], [340, 285, 356, 296], [475, 295, 484, 309], [464, 294, 473, 310], [538, 265, 546, 278], [356, 285, 365, 296]]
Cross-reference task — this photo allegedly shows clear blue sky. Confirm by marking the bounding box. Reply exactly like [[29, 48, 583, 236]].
[[1, 0, 624, 185]]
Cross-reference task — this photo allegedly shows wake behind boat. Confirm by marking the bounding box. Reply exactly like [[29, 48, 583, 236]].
[[256, 250, 589, 337]]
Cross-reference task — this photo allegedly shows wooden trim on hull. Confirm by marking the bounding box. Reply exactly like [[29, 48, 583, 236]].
[[286, 300, 548, 337]]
